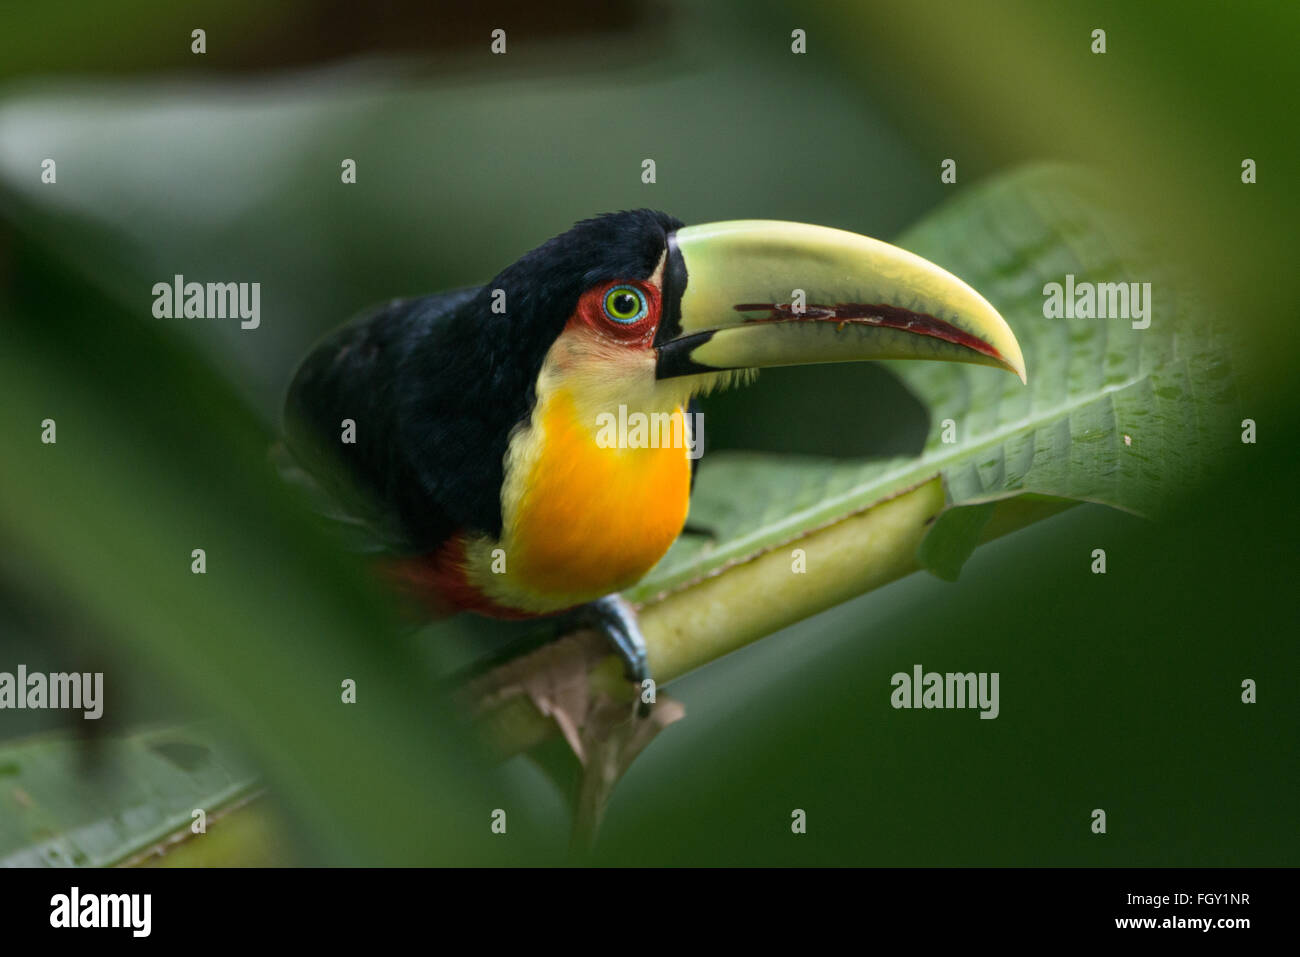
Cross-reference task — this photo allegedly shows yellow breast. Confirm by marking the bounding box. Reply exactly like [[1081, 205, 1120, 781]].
[[465, 386, 692, 613]]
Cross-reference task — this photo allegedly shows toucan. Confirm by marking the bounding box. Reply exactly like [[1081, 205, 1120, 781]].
[[281, 210, 1025, 708]]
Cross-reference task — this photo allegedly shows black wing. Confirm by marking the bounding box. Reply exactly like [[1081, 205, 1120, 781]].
[[281, 287, 509, 554]]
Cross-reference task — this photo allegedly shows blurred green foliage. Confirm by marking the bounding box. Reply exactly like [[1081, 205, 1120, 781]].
[[0, 0, 1296, 864]]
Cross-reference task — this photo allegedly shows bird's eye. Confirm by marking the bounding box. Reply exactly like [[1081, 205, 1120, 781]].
[[602, 284, 649, 324]]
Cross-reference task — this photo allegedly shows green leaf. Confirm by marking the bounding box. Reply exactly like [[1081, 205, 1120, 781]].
[[628, 164, 1238, 598], [0, 725, 257, 867]]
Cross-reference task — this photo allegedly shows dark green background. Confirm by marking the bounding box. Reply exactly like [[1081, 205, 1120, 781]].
[[0, 0, 1295, 864]]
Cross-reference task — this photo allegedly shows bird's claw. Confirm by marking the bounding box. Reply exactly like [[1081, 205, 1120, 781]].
[[570, 594, 653, 719]]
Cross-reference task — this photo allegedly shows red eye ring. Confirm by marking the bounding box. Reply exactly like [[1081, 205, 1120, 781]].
[[574, 279, 660, 343]]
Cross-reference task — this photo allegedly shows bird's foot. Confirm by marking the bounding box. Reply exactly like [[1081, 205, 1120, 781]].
[[567, 594, 652, 718]]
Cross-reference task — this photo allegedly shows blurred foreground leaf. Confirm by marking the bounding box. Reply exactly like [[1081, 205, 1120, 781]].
[[0, 211, 536, 867], [0, 725, 256, 867]]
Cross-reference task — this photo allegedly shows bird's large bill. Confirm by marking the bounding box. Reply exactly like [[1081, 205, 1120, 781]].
[[654, 219, 1026, 383]]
